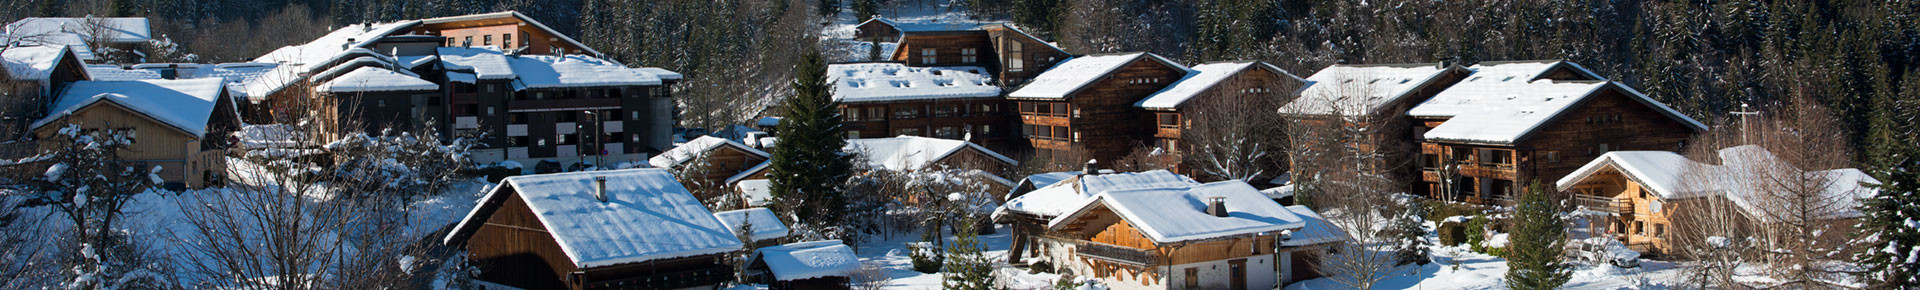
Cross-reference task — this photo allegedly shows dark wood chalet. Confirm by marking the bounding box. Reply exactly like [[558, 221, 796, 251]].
[[1406, 60, 1705, 204], [829, 62, 1017, 149], [1134, 61, 1306, 174], [1007, 52, 1190, 165], [650, 136, 771, 196], [1276, 63, 1472, 193], [886, 23, 1071, 87], [852, 17, 902, 43], [443, 169, 742, 290], [438, 47, 682, 168]]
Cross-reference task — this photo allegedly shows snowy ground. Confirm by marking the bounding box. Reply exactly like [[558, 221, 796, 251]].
[[1285, 243, 1684, 290], [849, 225, 1063, 289]]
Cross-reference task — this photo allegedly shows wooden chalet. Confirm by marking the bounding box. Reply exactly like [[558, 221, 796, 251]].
[[1554, 146, 1880, 255], [0, 45, 91, 98], [443, 168, 742, 290], [29, 78, 240, 189], [747, 240, 860, 290], [1277, 63, 1471, 192], [994, 169, 1200, 265], [844, 136, 1020, 180], [828, 63, 1016, 149], [1007, 52, 1190, 165], [886, 23, 1072, 86], [1134, 61, 1306, 174], [412, 11, 601, 56], [852, 17, 902, 43], [1016, 179, 1346, 289], [651, 136, 772, 190], [1406, 60, 1705, 204]]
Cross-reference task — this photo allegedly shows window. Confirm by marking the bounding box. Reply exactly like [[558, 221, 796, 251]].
[[483, 35, 492, 46], [377, 99, 387, 107], [867, 107, 886, 121], [446, 38, 455, 46], [1157, 138, 1178, 150], [558, 133, 577, 145], [978, 124, 993, 137], [509, 113, 528, 124], [1489, 150, 1514, 166], [503, 33, 512, 48], [935, 126, 958, 138], [1157, 113, 1180, 129], [601, 109, 622, 121], [847, 131, 861, 139], [893, 106, 923, 119], [977, 103, 997, 114], [920, 48, 937, 64], [1547, 151, 1559, 162], [559, 112, 578, 123], [934, 105, 957, 117], [486, 106, 495, 116], [961, 48, 977, 63], [509, 136, 528, 147], [847, 107, 862, 120], [1053, 126, 1070, 140], [1007, 42, 1024, 72], [1422, 154, 1439, 169], [1635, 221, 1646, 235], [486, 84, 497, 93], [1019, 102, 1036, 114], [896, 127, 922, 136], [631, 111, 640, 120], [521, 32, 530, 47], [464, 36, 473, 47], [1655, 223, 1666, 238]]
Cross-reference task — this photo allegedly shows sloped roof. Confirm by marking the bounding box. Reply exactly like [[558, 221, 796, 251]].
[[1137, 61, 1300, 110], [755, 240, 860, 281], [1281, 205, 1353, 247], [85, 64, 160, 81], [1409, 61, 1705, 144], [1555, 146, 1881, 222], [437, 47, 516, 79], [1277, 63, 1457, 116], [317, 67, 438, 93], [420, 11, 603, 57], [1008, 52, 1188, 100], [843, 136, 1017, 172], [241, 21, 421, 99], [996, 170, 1199, 218], [2, 45, 79, 81], [32, 78, 227, 137], [443, 169, 744, 268], [5, 17, 151, 43], [714, 207, 790, 242], [508, 53, 664, 89], [828, 63, 999, 103], [651, 136, 769, 169], [1048, 180, 1306, 244]]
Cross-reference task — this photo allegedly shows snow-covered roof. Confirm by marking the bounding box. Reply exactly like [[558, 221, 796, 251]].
[[844, 136, 1017, 172], [996, 170, 1199, 218], [85, 65, 160, 81], [1008, 52, 1188, 100], [443, 169, 744, 268], [1277, 63, 1456, 116], [863, 17, 980, 33], [1409, 61, 1705, 144], [637, 67, 683, 80], [437, 47, 515, 79], [828, 63, 999, 103], [726, 160, 773, 185], [735, 178, 772, 206], [2, 45, 75, 81], [756, 116, 782, 127], [1048, 180, 1307, 244], [714, 207, 790, 242], [5, 17, 151, 43], [398, 55, 438, 69], [1555, 146, 1881, 222], [32, 78, 227, 137], [241, 21, 420, 98], [509, 53, 663, 89], [1137, 61, 1299, 110], [755, 240, 860, 281], [420, 11, 603, 57], [1280, 205, 1352, 247], [1022, 171, 1080, 189], [317, 67, 438, 93], [4, 33, 97, 61], [650, 136, 770, 168]]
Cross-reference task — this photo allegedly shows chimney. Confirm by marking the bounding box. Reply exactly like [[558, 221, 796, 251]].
[[343, 38, 354, 51], [593, 176, 608, 202], [1082, 159, 1099, 175], [1206, 196, 1228, 217]]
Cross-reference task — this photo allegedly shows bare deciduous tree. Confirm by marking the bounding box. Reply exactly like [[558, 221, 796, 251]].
[[1179, 68, 1298, 182]]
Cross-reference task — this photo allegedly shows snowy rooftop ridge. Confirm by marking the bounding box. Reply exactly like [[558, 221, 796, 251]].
[[1008, 52, 1188, 100], [714, 207, 790, 242], [1277, 63, 1457, 116], [995, 170, 1200, 219], [1555, 145, 1881, 222], [85, 65, 161, 81], [317, 67, 438, 93], [241, 21, 421, 98], [1281, 205, 1354, 247], [1137, 61, 1299, 110], [755, 240, 860, 281], [1047, 180, 1307, 244], [4, 17, 152, 43], [844, 136, 1017, 172], [439, 47, 671, 90], [420, 11, 603, 57], [32, 78, 228, 137], [1409, 60, 1705, 144], [2, 45, 77, 82], [443, 168, 745, 268], [651, 136, 769, 169], [828, 63, 999, 103]]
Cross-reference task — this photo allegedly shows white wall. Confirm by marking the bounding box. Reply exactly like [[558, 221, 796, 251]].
[[1034, 237, 1278, 290]]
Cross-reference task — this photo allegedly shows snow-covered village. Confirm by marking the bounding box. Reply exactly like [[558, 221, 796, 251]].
[[2, 0, 1919, 289]]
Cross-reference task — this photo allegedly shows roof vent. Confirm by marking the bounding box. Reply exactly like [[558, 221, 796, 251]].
[[593, 176, 609, 202], [1207, 196, 1229, 217], [1083, 159, 1100, 176]]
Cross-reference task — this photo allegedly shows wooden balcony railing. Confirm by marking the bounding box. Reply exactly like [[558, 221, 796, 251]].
[[1573, 195, 1632, 214], [1074, 241, 1159, 266]]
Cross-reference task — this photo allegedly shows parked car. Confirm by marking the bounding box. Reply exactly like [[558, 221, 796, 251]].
[[1571, 237, 1641, 268]]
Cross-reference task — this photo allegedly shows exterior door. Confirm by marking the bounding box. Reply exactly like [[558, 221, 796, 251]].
[[1229, 258, 1247, 290]]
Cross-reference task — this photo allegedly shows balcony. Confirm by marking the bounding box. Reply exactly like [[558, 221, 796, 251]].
[[1574, 195, 1632, 214], [1074, 241, 1159, 266]]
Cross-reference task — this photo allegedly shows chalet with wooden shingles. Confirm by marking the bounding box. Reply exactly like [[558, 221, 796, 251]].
[[1135, 60, 1305, 173], [829, 63, 1016, 148], [29, 78, 241, 189], [883, 22, 1072, 86], [995, 169, 1200, 264], [746, 240, 861, 290], [443, 168, 741, 290], [1554, 145, 1880, 254], [1025, 179, 1346, 289], [1009, 52, 1191, 165], [1408, 60, 1705, 204]]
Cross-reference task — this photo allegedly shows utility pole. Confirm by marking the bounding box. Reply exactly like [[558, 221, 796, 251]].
[[584, 110, 602, 168], [1730, 103, 1760, 144]]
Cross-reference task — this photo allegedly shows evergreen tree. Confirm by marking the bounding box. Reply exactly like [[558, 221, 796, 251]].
[[1853, 72, 1920, 288], [817, 0, 842, 18], [1009, 0, 1061, 38], [767, 47, 855, 228], [1391, 202, 1432, 266], [852, 0, 878, 24], [36, 0, 65, 17], [1505, 184, 1571, 290], [941, 217, 997, 290]]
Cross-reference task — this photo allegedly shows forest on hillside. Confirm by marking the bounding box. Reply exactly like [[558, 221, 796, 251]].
[[9, 0, 1918, 170]]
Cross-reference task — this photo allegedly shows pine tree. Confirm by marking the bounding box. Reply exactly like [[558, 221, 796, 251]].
[[1505, 184, 1571, 290], [767, 47, 854, 228], [817, 0, 842, 18], [1392, 203, 1432, 266], [1853, 72, 1920, 288], [942, 217, 997, 290], [852, 0, 878, 24], [35, 0, 65, 17]]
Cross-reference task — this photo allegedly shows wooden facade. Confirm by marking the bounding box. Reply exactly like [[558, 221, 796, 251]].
[[852, 19, 900, 43], [887, 24, 1070, 87], [1014, 55, 1189, 165], [455, 181, 732, 290], [31, 89, 240, 190], [1416, 86, 1698, 204], [839, 98, 1015, 150], [413, 11, 596, 55], [1146, 62, 1309, 174], [1279, 63, 1472, 195]]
